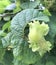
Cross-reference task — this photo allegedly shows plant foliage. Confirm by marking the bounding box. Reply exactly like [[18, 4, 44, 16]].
[[0, 0, 56, 65]]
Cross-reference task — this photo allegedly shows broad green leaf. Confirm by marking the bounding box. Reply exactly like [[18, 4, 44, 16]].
[[2, 32, 12, 48], [13, 38, 24, 61], [20, 0, 40, 9], [31, 12, 49, 22]]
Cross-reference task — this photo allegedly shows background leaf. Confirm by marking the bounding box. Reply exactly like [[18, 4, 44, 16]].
[[20, 0, 40, 9]]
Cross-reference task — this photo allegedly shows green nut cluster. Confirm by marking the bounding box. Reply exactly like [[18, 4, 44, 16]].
[[28, 21, 52, 56]]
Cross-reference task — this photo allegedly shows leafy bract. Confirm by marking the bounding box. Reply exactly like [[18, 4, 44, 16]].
[[28, 21, 52, 56]]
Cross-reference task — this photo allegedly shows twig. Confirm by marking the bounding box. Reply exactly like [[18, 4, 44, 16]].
[[0, 12, 19, 17]]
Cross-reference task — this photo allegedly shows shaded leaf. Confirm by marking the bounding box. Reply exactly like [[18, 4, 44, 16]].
[[3, 50, 13, 65], [2, 32, 12, 48], [13, 40, 41, 64], [13, 59, 29, 65], [46, 12, 56, 44]]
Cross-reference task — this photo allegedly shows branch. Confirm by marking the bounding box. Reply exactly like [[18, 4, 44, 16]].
[[0, 12, 19, 17]]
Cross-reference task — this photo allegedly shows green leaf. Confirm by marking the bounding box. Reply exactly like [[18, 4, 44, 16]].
[[2, 21, 10, 31], [13, 1, 21, 13], [49, 13, 56, 38], [2, 32, 12, 48], [3, 50, 13, 65], [0, 48, 5, 63], [31, 12, 49, 22], [20, 0, 40, 9], [0, 37, 3, 48], [11, 9, 49, 35], [41, 52, 56, 65], [34, 62, 44, 65], [43, 9, 51, 16], [46, 61, 55, 65], [13, 40, 41, 64], [46, 12, 56, 44], [13, 59, 29, 65]]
